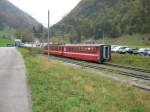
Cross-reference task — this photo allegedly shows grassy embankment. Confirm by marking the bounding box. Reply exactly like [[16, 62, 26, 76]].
[[0, 38, 13, 47], [19, 48, 150, 112], [97, 34, 150, 48], [111, 53, 150, 70]]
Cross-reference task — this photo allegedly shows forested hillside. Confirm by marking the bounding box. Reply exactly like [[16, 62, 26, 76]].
[[0, 0, 40, 30], [0, 0, 44, 40], [53, 0, 150, 42]]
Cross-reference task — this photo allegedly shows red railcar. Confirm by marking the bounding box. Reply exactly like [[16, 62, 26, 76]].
[[43, 44, 63, 56], [43, 44, 111, 63]]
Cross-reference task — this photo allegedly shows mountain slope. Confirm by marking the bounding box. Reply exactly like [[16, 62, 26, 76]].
[[53, 0, 150, 42], [0, 0, 39, 31]]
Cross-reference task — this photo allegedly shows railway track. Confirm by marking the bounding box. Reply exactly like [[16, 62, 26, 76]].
[[104, 62, 150, 74], [85, 63, 150, 80], [48, 56, 150, 91]]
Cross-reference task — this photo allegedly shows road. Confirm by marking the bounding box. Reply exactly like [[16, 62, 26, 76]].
[[0, 47, 32, 112]]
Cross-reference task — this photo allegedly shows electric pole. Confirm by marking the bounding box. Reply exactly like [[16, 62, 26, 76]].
[[48, 10, 50, 59]]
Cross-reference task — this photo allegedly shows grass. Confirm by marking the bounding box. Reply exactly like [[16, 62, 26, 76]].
[[111, 53, 150, 70], [21, 47, 43, 54], [19, 48, 150, 112], [0, 37, 13, 47], [97, 34, 150, 48]]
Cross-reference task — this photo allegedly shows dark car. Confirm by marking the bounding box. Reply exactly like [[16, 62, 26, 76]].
[[127, 48, 139, 54]]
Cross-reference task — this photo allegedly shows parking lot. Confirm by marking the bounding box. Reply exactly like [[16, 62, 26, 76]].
[[111, 45, 150, 56]]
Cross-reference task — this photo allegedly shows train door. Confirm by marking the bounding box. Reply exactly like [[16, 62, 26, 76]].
[[103, 46, 111, 60]]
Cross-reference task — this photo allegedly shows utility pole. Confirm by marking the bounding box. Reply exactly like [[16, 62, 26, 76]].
[[48, 10, 50, 59]]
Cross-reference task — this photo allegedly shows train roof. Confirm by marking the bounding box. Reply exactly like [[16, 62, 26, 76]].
[[48, 44, 110, 47], [64, 44, 104, 47]]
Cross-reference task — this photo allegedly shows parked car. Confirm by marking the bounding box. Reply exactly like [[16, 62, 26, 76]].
[[147, 50, 150, 56], [138, 48, 149, 55], [127, 48, 139, 54], [133, 48, 139, 55], [112, 46, 123, 52], [143, 49, 150, 56], [118, 47, 129, 54], [111, 45, 117, 52], [111, 45, 118, 49]]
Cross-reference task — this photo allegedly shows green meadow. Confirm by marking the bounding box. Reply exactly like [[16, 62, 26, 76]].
[[19, 48, 150, 112]]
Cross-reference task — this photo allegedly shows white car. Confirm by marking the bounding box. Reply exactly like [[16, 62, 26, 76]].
[[147, 50, 150, 56], [112, 46, 123, 52], [111, 45, 118, 52], [112, 46, 128, 53], [118, 47, 130, 54], [143, 49, 150, 56], [138, 48, 149, 55], [111, 45, 118, 49], [23, 43, 37, 48]]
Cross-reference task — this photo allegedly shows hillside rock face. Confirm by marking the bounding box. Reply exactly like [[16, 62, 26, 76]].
[[0, 0, 39, 30], [54, 0, 150, 39]]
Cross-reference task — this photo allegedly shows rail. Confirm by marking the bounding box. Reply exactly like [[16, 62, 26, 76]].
[[48, 56, 150, 91]]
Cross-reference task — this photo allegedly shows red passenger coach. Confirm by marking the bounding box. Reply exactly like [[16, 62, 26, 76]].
[[43, 44, 63, 56], [43, 44, 111, 63], [63, 44, 111, 63]]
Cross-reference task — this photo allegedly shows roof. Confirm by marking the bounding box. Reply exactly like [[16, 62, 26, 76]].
[[48, 44, 110, 47], [64, 44, 106, 46]]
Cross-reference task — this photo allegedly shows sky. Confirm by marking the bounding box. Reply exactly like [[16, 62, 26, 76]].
[[8, 0, 81, 26]]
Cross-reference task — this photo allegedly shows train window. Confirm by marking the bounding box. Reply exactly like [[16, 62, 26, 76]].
[[77, 48, 78, 52], [77, 47, 79, 52], [88, 48, 91, 53], [67, 48, 69, 52], [71, 48, 73, 51], [79, 47, 81, 52], [64, 47, 66, 52], [79, 47, 82, 52], [67, 47, 69, 52], [92, 48, 96, 53], [80, 48, 83, 52], [84, 48, 87, 52], [75, 47, 77, 52]]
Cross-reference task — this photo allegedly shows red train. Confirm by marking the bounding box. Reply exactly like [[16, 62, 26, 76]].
[[43, 44, 111, 63]]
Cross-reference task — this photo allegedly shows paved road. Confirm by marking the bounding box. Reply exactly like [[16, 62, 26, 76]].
[[0, 47, 32, 112]]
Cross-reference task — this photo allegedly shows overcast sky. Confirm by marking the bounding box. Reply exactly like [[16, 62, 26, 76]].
[[8, 0, 81, 26]]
